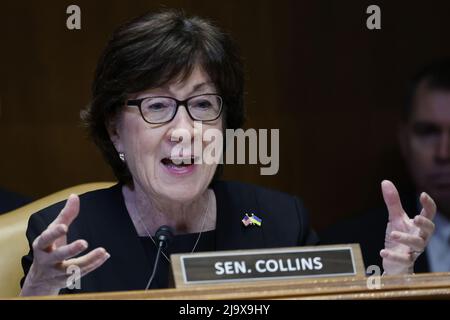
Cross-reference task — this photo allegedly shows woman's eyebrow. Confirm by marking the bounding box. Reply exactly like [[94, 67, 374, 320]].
[[191, 81, 215, 93]]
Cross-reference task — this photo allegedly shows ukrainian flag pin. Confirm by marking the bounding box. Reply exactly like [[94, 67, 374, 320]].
[[249, 214, 262, 227]]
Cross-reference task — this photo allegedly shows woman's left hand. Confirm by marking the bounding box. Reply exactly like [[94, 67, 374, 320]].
[[380, 180, 436, 275]]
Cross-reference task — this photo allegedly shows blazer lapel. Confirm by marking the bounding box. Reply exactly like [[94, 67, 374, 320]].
[[213, 181, 266, 251]]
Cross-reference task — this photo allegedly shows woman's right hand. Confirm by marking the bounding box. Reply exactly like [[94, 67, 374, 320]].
[[20, 194, 110, 296]]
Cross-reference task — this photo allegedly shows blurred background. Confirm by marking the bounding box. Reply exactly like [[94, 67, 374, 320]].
[[1, 0, 450, 231]]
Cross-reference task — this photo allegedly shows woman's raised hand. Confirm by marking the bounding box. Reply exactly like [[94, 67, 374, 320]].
[[380, 180, 436, 275], [20, 194, 110, 296]]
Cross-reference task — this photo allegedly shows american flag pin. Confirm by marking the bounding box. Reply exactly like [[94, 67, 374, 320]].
[[242, 214, 252, 227]]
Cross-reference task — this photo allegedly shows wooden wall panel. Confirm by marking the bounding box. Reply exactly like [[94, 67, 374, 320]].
[[1, 0, 450, 230]]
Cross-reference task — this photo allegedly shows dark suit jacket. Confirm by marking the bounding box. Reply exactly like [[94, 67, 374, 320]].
[[21, 180, 318, 293], [0, 188, 31, 214], [319, 193, 430, 273]]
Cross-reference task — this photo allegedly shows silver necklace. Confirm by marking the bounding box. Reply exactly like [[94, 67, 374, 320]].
[[136, 191, 211, 263]]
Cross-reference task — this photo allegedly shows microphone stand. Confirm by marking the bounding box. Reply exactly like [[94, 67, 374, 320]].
[[145, 225, 173, 290]]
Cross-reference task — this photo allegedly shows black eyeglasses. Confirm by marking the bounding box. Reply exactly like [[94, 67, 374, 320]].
[[126, 93, 223, 124]]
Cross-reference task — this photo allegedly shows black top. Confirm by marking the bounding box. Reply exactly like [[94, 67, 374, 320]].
[[21, 180, 318, 294]]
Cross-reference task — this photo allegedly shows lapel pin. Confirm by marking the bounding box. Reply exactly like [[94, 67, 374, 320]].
[[242, 213, 262, 227]]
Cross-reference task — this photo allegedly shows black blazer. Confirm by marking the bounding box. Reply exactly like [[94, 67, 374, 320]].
[[21, 180, 318, 293]]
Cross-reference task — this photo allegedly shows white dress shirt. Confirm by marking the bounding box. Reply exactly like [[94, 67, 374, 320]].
[[426, 212, 450, 272]]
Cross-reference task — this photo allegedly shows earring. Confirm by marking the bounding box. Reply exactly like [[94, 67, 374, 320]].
[[119, 152, 125, 162]]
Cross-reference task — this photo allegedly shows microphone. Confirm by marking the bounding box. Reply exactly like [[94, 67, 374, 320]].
[[145, 225, 174, 290], [155, 225, 174, 249]]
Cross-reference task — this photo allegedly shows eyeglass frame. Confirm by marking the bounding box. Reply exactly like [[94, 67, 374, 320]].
[[126, 93, 224, 124]]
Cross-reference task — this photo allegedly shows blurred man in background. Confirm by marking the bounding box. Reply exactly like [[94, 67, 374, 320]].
[[320, 58, 450, 273]]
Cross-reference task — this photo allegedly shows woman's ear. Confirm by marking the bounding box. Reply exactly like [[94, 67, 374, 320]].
[[107, 116, 123, 153]]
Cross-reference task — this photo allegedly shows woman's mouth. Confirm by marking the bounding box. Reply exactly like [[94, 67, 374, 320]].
[[160, 157, 196, 175]]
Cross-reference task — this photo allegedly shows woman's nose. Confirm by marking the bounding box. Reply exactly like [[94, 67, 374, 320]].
[[166, 106, 199, 144]]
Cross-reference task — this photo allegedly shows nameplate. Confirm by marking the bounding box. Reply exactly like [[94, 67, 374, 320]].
[[171, 244, 364, 287]]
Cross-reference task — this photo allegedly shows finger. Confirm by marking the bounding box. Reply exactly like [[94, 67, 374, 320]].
[[380, 249, 415, 265], [419, 192, 437, 221], [390, 231, 426, 252], [34, 224, 68, 252], [414, 215, 435, 240], [80, 253, 111, 278], [51, 194, 80, 228], [52, 249, 110, 283], [50, 240, 89, 263], [381, 180, 406, 221], [63, 247, 110, 269]]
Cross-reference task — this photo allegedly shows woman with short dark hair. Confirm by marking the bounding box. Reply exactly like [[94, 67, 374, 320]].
[[20, 10, 436, 296]]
